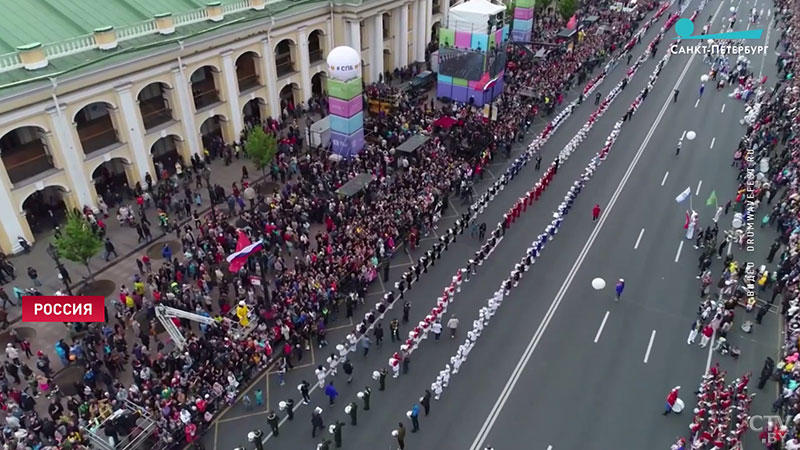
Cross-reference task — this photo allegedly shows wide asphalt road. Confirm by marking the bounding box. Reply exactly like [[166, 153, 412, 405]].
[[207, 0, 784, 448]]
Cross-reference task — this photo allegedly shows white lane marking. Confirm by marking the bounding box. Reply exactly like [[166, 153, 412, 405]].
[[704, 330, 716, 374], [465, 20, 710, 445], [727, 238, 733, 256], [694, 98, 700, 108], [696, 180, 703, 195], [661, 171, 669, 186], [466, 28, 705, 450], [634, 228, 645, 249], [680, 130, 686, 140], [721, 104, 726, 114], [710, 137, 716, 149], [759, 14, 773, 78], [675, 241, 684, 263], [644, 330, 657, 363], [594, 311, 610, 343]]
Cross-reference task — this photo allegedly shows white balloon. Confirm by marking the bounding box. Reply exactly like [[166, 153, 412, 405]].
[[686, 131, 697, 141], [591, 278, 606, 290], [701, 74, 709, 82], [326, 46, 361, 81]]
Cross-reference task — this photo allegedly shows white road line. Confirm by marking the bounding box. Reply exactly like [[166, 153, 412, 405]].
[[727, 239, 733, 256], [696, 180, 703, 195], [634, 228, 645, 249], [694, 98, 700, 108], [644, 330, 657, 363], [594, 311, 610, 343], [710, 137, 716, 149], [720, 104, 726, 114], [675, 241, 684, 263], [466, 28, 706, 450], [661, 171, 669, 186], [759, 15, 773, 78], [704, 331, 716, 374], [680, 130, 686, 140]]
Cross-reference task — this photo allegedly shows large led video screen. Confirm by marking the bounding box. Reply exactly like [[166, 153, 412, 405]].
[[438, 47, 486, 81]]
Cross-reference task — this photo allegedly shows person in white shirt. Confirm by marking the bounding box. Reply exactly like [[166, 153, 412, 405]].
[[431, 320, 443, 341], [786, 438, 800, 450], [447, 315, 459, 339], [5, 344, 18, 362]]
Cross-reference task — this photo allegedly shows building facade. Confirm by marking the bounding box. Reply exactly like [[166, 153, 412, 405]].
[[0, 0, 457, 253]]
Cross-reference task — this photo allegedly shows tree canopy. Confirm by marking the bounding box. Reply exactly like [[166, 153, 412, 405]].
[[558, 0, 577, 20], [54, 212, 102, 277], [245, 127, 278, 173]]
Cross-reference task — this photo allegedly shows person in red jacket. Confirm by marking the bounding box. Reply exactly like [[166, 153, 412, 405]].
[[592, 204, 601, 222], [699, 324, 714, 348], [664, 386, 680, 415]]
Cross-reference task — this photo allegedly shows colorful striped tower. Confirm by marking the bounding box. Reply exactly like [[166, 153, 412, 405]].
[[511, 0, 534, 42], [436, 24, 509, 106], [326, 46, 365, 158]]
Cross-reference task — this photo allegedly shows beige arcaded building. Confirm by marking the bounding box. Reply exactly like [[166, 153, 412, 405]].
[[0, 0, 457, 253]]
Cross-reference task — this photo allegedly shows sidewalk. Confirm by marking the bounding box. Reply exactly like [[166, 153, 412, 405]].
[[5, 110, 324, 321], [0, 110, 321, 416]]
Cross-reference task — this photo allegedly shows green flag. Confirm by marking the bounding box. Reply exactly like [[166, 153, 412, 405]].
[[706, 190, 717, 207]]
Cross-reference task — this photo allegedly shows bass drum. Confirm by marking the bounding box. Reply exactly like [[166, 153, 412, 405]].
[[672, 398, 685, 413]]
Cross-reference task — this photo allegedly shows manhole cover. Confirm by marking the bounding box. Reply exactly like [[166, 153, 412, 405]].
[[0, 327, 37, 347], [147, 240, 180, 260], [77, 279, 116, 298], [53, 366, 86, 396]]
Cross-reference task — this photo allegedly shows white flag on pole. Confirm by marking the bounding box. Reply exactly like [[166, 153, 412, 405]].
[[675, 186, 691, 203]]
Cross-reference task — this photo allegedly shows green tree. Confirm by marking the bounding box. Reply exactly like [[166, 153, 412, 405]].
[[54, 212, 102, 280], [557, 0, 577, 20], [245, 127, 278, 178]]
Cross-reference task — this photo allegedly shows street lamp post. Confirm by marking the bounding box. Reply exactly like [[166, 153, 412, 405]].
[[46, 243, 73, 295]]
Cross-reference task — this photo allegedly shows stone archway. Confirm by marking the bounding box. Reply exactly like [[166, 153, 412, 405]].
[[151, 135, 184, 177], [74, 102, 120, 156], [311, 72, 327, 97], [242, 98, 265, 125], [21, 185, 69, 235], [279, 83, 298, 109], [200, 115, 226, 150], [0, 126, 54, 185], [91, 157, 132, 205]]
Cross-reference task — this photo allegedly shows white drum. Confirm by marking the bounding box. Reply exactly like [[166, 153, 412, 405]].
[[672, 398, 685, 413]]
